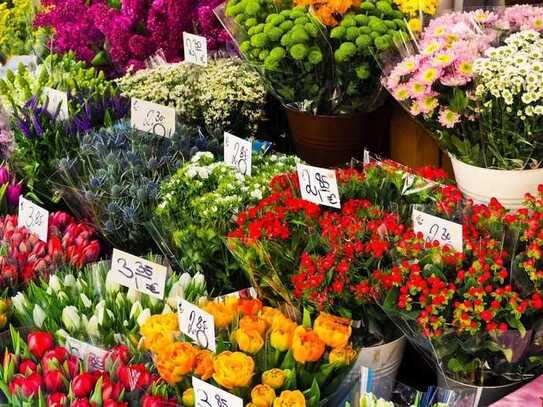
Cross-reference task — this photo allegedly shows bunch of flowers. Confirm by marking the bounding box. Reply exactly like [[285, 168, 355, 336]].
[[0, 211, 100, 293], [141, 297, 355, 405], [392, 0, 438, 32], [223, 0, 409, 114], [56, 120, 214, 254], [0, 328, 176, 406], [0, 165, 23, 214], [153, 151, 299, 291], [116, 58, 268, 137], [384, 5, 543, 169], [0, 53, 117, 111], [34, 0, 229, 76], [11, 261, 206, 349]]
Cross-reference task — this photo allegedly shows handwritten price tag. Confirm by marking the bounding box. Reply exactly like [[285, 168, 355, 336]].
[[214, 287, 258, 302], [297, 163, 341, 209], [108, 249, 168, 299], [183, 32, 208, 66], [412, 209, 463, 252], [193, 376, 243, 407], [224, 132, 252, 176], [18, 197, 49, 242], [44, 87, 69, 121], [178, 299, 216, 352], [131, 98, 176, 138], [65, 337, 109, 372]]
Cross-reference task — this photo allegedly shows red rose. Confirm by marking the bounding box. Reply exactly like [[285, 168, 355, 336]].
[[65, 356, 80, 379], [18, 359, 37, 375], [71, 373, 96, 398], [47, 392, 68, 407], [28, 332, 54, 358], [44, 369, 65, 393]]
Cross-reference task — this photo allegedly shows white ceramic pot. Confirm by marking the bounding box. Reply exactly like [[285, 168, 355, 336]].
[[449, 154, 543, 209]]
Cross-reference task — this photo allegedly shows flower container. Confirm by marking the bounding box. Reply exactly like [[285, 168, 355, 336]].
[[449, 154, 543, 209], [323, 336, 406, 406], [284, 105, 389, 168], [437, 369, 531, 406]]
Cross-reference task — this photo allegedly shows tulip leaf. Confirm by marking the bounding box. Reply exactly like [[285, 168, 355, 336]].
[[303, 308, 312, 329], [281, 350, 295, 370], [90, 376, 103, 405]]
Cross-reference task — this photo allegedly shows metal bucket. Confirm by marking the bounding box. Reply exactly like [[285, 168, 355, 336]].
[[437, 369, 531, 406], [323, 336, 406, 406]]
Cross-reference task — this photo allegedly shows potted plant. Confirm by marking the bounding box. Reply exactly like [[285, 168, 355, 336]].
[[217, 0, 414, 167], [383, 5, 543, 208]]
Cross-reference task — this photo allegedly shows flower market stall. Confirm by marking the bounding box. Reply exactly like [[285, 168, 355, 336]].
[[0, 0, 543, 406]]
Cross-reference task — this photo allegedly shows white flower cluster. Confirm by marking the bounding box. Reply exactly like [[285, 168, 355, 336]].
[[474, 30, 543, 119]]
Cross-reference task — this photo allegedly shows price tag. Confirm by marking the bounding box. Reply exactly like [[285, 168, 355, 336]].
[[131, 98, 176, 138], [178, 299, 216, 352], [224, 132, 252, 176], [108, 249, 168, 299], [65, 337, 109, 372], [44, 87, 69, 121], [412, 209, 463, 252], [18, 197, 49, 242], [183, 32, 208, 66], [297, 163, 341, 209], [363, 149, 371, 166], [214, 287, 258, 302], [193, 376, 243, 407]]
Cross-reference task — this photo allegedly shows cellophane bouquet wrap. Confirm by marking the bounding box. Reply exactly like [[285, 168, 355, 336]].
[[382, 5, 543, 170], [217, 0, 413, 114]]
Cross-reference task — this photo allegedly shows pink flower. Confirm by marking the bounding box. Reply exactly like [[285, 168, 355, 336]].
[[438, 108, 461, 128]]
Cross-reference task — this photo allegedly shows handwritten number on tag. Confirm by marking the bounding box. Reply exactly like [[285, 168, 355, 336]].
[[297, 164, 340, 209]]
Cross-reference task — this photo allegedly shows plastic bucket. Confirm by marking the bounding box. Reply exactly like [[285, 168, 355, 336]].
[[449, 154, 543, 209], [323, 336, 406, 406]]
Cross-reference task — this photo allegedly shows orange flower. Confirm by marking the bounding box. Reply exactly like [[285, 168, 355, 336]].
[[155, 342, 197, 384], [313, 313, 352, 348], [213, 352, 255, 389], [194, 349, 214, 380], [293, 0, 358, 26], [202, 301, 238, 329], [273, 390, 306, 407], [260, 307, 284, 328], [233, 328, 264, 354], [270, 322, 296, 352], [251, 384, 276, 407], [240, 315, 268, 336], [329, 345, 357, 365], [238, 298, 263, 316], [292, 326, 325, 363], [262, 369, 287, 389]]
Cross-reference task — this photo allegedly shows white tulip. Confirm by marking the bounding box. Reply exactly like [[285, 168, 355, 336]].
[[127, 288, 141, 303], [32, 305, 46, 328], [137, 308, 151, 327], [62, 306, 81, 333], [48, 275, 62, 292], [130, 301, 143, 320], [178, 273, 192, 291], [86, 315, 100, 338], [11, 293, 28, 314], [105, 272, 120, 294], [80, 293, 92, 309], [63, 274, 76, 287], [193, 272, 205, 288], [58, 291, 69, 302]]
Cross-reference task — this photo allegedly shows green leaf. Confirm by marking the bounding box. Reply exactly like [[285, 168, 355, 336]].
[[506, 316, 527, 337], [303, 308, 311, 329], [280, 350, 295, 370]]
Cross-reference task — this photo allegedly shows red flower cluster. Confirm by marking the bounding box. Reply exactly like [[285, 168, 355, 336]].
[[0, 212, 100, 290]]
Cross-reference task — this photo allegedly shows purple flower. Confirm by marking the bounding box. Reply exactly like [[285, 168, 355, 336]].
[[6, 182, 22, 207], [0, 166, 9, 185]]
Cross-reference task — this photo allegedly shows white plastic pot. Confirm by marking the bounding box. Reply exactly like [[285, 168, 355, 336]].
[[449, 154, 543, 209]]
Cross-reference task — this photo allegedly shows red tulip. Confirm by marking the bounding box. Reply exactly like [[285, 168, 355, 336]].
[[65, 356, 80, 379], [44, 369, 65, 393], [18, 359, 37, 375], [118, 364, 149, 391], [141, 395, 177, 407], [103, 400, 128, 407], [42, 347, 68, 372], [82, 241, 100, 262], [71, 373, 96, 398], [20, 372, 42, 397], [102, 380, 123, 401], [47, 392, 67, 407], [108, 345, 130, 365], [71, 399, 93, 407], [8, 374, 26, 396], [28, 332, 54, 358]]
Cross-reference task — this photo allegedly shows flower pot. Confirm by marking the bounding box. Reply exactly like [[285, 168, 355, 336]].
[[322, 336, 406, 406], [449, 154, 543, 209], [284, 105, 389, 168], [437, 369, 531, 406]]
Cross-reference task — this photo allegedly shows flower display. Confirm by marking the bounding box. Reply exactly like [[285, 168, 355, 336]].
[[153, 151, 299, 291], [0, 211, 100, 292]]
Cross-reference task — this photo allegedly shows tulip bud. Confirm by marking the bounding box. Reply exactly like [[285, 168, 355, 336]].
[[86, 315, 99, 338], [6, 182, 22, 207], [32, 304, 46, 328], [126, 288, 141, 303], [129, 301, 142, 320], [80, 293, 92, 309], [0, 166, 10, 185], [136, 308, 151, 327], [61, 306, 81, 333]]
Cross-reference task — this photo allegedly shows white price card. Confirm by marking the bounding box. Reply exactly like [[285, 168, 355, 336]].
[[412, 208, 463, 252], [183, 32, 208, 66], [44, 87, 69, 121], [18, 197, 49, 242], [108, 249, 168, 299], [65, 337, 109, 372], [193, 376, 243, 407], [131, 98, 176, 138], [214, 287, 258, 302], [224, 132, 252, 176], [297, 163, 341, 209], [178, 299, 216, 352]]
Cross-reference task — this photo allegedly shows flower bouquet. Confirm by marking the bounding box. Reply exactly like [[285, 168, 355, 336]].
[[0, 327, 177, 406], [140, 297, 356, 406], [0, 211, 100, 294], [115, 57, 268, 138], [383, 5, 543, 206], [55, 120, 214, 254], [151, 151, 298, 292], [11, 260, 207, 350]]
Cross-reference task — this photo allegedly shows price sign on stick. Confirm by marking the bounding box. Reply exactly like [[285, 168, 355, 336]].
[[108, 249, 168, 299], [183, 32, 208, 66], [193, 376, 243, 407], [178, 299, 216, 352], [18, 197, 49, 242], [65, 337, 109, 372], [412, 209, 463, 252], [44, 87, 69, 121], [297, 163, 341, 209], [224, 132, 252, 176], [131, 98, 176, 138]]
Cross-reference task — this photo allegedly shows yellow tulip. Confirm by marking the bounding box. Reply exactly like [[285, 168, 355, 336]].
[[233, 328, 264, 354], [261, 369, 287, 390], [213, 352, 255, 389], [313, 313, 352, 349], [251, 384, 276, 407]]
